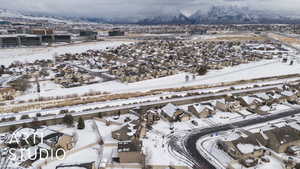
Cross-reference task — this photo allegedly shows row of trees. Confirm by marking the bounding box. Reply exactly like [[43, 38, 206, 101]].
[[6, 114, 86, 132]]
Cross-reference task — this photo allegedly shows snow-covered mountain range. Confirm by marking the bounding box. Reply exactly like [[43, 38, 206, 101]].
[[0, 9, 75, 24], [190, 6, 300, 24], [1, 6, 300, 24]]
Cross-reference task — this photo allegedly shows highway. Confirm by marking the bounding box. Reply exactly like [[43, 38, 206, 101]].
[[168, 108, 300, 169]]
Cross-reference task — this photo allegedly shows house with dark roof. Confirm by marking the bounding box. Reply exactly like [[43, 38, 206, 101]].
[[56, 162, 96, 169], [263, 126, 300, 153], [41, 129, 74, 151], [222, 125, 300, 162], [112, 120, 141, 141], [221, 133, 266, 160]]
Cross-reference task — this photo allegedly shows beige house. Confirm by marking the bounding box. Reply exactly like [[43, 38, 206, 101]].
[[43, 131, 74, 151], [118, 140, 144, 163], [161, 103, 191, 122], [144, 109, 160, 125], [281, 91, 298, 103], [267, 92, 287, 103], [215, 99, 241, 112], [188, 104, 215, 118], [238, 96, 263, 108], [222, 134, 266, 160], [0, 87, 16, 101], [56, 135, 74, 151]]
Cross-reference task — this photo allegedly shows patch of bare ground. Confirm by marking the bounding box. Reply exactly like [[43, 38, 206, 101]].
[[207, 35, 266, 41], [269, 34, 300, 45]]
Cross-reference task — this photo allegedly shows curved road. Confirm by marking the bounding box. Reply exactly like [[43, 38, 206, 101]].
[[168, 108, 300, 169]]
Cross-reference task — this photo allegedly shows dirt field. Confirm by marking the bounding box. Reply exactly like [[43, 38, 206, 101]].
[[269, 33, 300, 45]]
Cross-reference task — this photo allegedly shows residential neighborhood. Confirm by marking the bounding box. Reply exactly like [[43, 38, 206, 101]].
[[1, 3, 300, 169]]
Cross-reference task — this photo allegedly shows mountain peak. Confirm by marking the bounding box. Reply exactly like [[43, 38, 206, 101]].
[[1, 7, 300, 25]]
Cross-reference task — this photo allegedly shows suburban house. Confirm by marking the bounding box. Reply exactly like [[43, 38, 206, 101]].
[[188, 103, 215, 118], [112, 120, 142, 141], [238, 96, 264, 108], [0, 87, 16, 101], [215, 99, 241, 112], [43, 131, 74, 151], [143, 109, 160, 125], [267, 91, 287, 103], [262, 126, 300, 153], [5, 127, 74, 151], [221, 133, 266, 160], [258, 105, 272, 113], [281, 90, 298, 103], [253, 93, 271, 102], [161, 103, 191, 122], [117, 140, 144, 163], [222, 125, 300, 164]]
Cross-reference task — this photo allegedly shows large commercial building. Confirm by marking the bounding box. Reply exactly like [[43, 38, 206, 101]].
[[53, 34, 72, 43], [0, 34, 72, 48], [108, 28, 125, 36], [79, 30, 98, 37], [0, 35, 19, 47], [0, 34, 41, 48], [19, 35, 42, 46]]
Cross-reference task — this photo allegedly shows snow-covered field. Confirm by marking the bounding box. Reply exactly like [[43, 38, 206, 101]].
[[0, 41, 131, 66]]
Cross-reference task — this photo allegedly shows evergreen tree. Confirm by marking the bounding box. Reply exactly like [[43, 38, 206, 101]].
[[63, 114, 74, 127], [77, 116, 85, 129], [197, 66, 208, 75]]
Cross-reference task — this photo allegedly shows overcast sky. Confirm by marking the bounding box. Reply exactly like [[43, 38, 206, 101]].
[[1, 0, 299, 18]]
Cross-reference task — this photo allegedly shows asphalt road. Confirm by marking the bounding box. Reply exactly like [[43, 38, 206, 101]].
[[169, 108, 300, 169]]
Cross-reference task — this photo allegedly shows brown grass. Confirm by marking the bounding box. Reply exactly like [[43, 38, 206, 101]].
[[270, 34, 300, 45], [207, 36, 266, 41]]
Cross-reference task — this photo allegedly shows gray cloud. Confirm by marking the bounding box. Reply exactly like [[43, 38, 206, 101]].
[[1, 0, 299, 18]]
